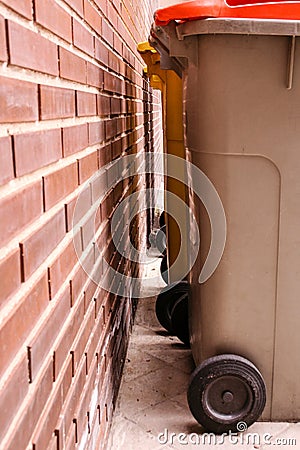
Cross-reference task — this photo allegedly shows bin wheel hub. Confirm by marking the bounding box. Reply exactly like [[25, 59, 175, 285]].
[[222, 391, 234, 403], [203, 375, 253, 421]]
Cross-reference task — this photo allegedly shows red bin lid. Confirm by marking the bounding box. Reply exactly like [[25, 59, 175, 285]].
[[154, 0, 300, 26]]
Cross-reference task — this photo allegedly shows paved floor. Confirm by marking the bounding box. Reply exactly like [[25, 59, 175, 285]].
[[107, 258, 300, 450]]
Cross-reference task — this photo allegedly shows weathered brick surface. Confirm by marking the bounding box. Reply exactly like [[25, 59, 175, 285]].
[[86, 61, 104, 88], [0, 16, 7, 62], [0, 248, 21, 307], [0, 137, 13, 186], [0, 77, 38, 123], [78, 151, 98, 184], [14, 129, 62, 176], [0, 273, 49, 376], [1, 0, 32, 19], [39, 85, 75, 120], [43, 162, 78, 210], [73, 19, 95, 56], [59, 47, 86, 84], [62, 124, 89, 157], [76, 91, 97, 117], [0, 181, 43, 247], [0, 0, 161, 448], [20, 208, 66, 280], [35, 0, 72, 42], [8, 21, 58, 76]]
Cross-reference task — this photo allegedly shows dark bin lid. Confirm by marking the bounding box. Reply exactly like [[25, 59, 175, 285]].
[[155, 0, 300, 26]]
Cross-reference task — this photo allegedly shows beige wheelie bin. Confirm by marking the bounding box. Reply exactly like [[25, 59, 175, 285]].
[[151, 0, 300, 434]]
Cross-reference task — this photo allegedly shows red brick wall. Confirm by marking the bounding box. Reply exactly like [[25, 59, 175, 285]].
[[0, 0, 161, 449]]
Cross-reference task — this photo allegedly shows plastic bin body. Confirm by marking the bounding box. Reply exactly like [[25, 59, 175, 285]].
[[153, 16, 300, 421]]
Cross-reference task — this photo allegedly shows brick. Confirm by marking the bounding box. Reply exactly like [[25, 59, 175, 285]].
[[98, 143, 111, 167], [4, 359, 53, 450], [78, 151, 98, 184], [110, 97, 121, 115], [81, 213, 96, 250], [1, 0, 32, 19], [14, 129, 62, 176], [70, 259, 89, 305], [43, 162, 78, 210], [114, 33, 123, 57], [62, 124, 89, 157], [72, 305, 95, 374], [105, 118, 117, 140], [107, 1, 118, 28], [103, 71, 119, 93], [73, 19, 94, 56], [48, 239, 78, 298], [40, 85, 75, 120], [116, 116, 124, 135], [90, 164, 108, 204], [101, 19, 113, 47], [0, 16, 7, 62], [61, 355, 73, 402], [88, 121, 105, 146], [0, 355, 29, 443], [28, 286, 70, 380], [0, 248, 21, 307], [101, 190, 114, 220], [0, 136, 13, 186], [20, 208, 66, 280], [76, 91, 97, 117], [111, 137, 122, 159], [53, 296, 85, 380], [94, 0, 107, 14], [84, 0, 102, 36], [84, 277, 98, 307], [65, 185, 92, 232], [95, 38, 109, 66], [86, 314, 103, 368], [65, 0, 84, 16], [0, 181, 43, 248], [8, 21, 58, 76], [86, 62, 104, 88], [0, 76, 38, 123], [108, 51, 119, 73], [35, 0, 72, 42], [97, 94, 110, 116], [59, 47, 86, 84], [0, 273, 48, 377]]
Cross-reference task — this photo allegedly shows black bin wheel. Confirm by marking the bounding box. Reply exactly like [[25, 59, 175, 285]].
[[187, 354, 266, 434], [160, 254, 169, 284], [170, 293, 189, 346], [159, 211, 166, 228], [156, 281, 189, 332]]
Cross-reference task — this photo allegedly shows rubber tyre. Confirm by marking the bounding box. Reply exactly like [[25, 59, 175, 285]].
[[170, 293, 190, 346], [187, 354, 266, 434], [155, 281, 190, 332], [160, 254, 169, 284], [159, 211, 166, 228]]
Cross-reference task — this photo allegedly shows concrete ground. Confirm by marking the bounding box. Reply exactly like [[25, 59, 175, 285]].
[[107, 258, 300, 450]]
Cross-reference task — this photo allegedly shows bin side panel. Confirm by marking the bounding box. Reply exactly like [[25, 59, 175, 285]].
[[189, 153, 279, 420], [185, 32, 300, 420]]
